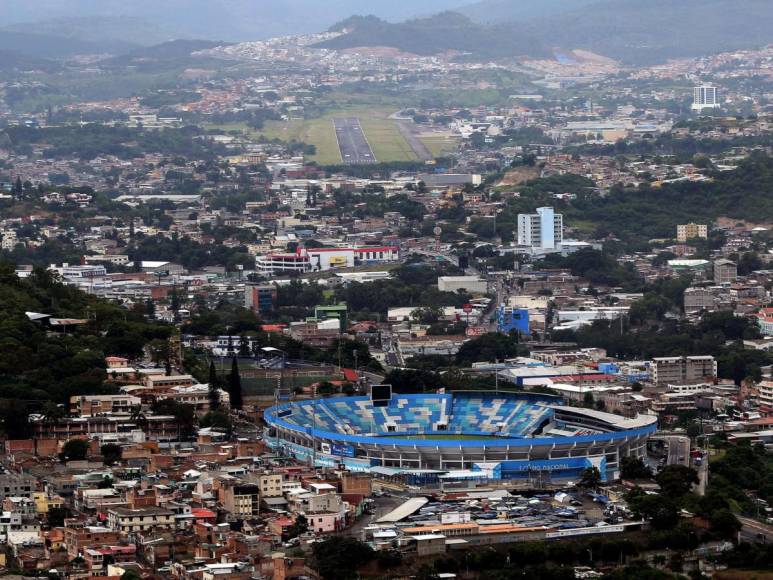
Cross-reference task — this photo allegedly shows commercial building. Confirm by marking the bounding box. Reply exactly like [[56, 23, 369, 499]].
[[497, 307, 530, 335], [314, 304, 348, 329], [692, 85, 720, 112], [518, 207, 563, 252], [256, 246, 398, 276], [255, 252, 311, 275], [651, 356, 717, 386], [244, 284, 278, 313], [676, 223, 708, 242], [417, 173, 482, 188], [83, 254, 130, 266], [438, 276, 487, 294]]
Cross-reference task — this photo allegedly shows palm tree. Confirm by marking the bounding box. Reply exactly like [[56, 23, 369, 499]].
[[129, 405, 148, 430]]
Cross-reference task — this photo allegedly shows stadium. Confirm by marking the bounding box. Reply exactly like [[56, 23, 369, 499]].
[[264, 392, 658, 485]]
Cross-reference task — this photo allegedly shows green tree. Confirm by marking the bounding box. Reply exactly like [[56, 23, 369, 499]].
[[151, 399, 196, 439], [208, 361, 220, 410], [100, 443, 122, 466], [227, 357, 244, 410], [738, 252, 763, 275], [579, 467, 601, 490], [287, 514, 309, 539], [311, 536, 374, 580], [47, 506, 71, 527], [708, 508, 741, 539], [656, 465, 699, 497], [626, 488, 680, 530], [200, 409, 232, 433], [455, 333, 528, 366], [620, 456, 652, 480], [59, 439, 90, 462]]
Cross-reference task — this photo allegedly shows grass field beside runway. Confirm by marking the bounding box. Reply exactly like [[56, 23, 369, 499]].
[[209, 107, 422, 165]]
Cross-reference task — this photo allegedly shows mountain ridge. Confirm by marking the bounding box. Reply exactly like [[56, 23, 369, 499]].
[[321, 0, 773, 64], [0, 0, 468, 42]]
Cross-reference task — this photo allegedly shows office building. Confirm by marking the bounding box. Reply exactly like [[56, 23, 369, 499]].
[[676, 223, 708, 242], [518, 207, 563, 251], [692, 85, 720, 112], [245, 284, 278, 313]]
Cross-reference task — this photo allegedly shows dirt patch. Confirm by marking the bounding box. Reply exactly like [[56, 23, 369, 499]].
[[342, 46, 419, 58], [714, 572, 773, 580], [715, 216, 773, 230], [497, 167, 540, 187]]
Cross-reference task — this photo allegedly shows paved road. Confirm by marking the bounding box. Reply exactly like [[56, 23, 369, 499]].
[[343, 494, 403, 538], [739, 516, 773, 542], [396, 121, 434, 161], [334, 117, 377, 165], [665, 435, 691, 467]]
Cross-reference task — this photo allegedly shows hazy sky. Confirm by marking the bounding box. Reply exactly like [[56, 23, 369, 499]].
[[0, 0, 469, 40]]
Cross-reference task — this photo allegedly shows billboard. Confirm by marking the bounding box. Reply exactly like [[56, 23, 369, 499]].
[[546, 525, 624, 539], [466, 326, 487, 337], [497, 307, 529, 335], [331, 443, 356, 458], [321, 442, 356, 457]]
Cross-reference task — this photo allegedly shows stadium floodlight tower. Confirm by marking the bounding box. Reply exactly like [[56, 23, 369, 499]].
[[262, 347, 290, 404]]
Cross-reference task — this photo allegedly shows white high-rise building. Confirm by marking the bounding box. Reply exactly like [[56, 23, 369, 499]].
[[517, 207, 563, 251], [692, 85, 719, 112]]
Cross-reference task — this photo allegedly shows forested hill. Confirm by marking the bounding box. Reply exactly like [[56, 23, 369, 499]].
[[567, 152, 773, 246], [319, 13, 549, 59], [321, 0, 773, 63], [0, 263, 170, 411], [525, 0, 773, 64]]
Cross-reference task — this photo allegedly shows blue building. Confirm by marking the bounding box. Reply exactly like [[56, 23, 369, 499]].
[[497, 306, 529, 335]]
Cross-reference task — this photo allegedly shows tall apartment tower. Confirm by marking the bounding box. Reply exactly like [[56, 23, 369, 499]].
[[517, 207, 563, 251], [692, 86, 719, 112]]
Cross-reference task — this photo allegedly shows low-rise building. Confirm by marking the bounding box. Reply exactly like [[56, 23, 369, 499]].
[[107, 506, 175, 534]]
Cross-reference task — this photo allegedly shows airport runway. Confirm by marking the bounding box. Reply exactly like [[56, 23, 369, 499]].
[[333, 117, 377, 165]]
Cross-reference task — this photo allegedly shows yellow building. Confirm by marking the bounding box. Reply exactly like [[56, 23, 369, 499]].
[[33, 492, 64, 514], [676, 223, 708, 242]]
